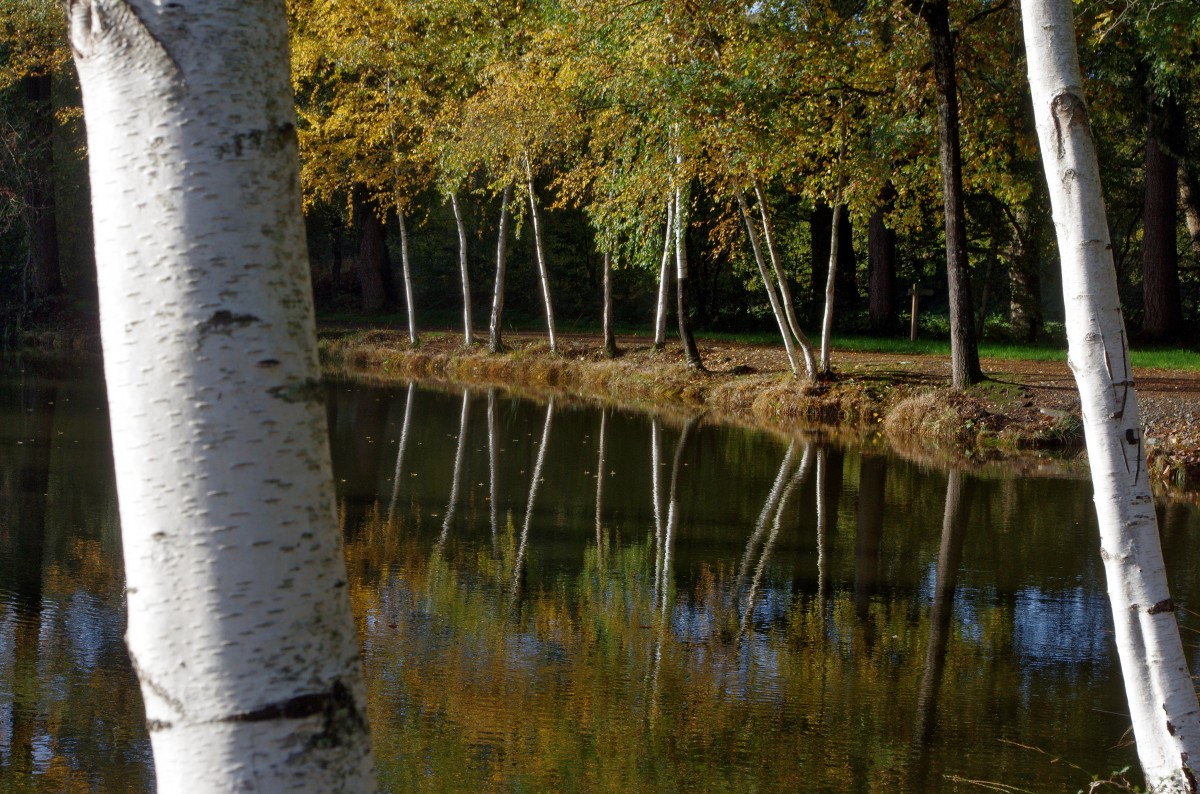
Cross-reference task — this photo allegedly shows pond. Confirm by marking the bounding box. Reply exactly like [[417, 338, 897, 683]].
[[2, 364, 1198, 791]]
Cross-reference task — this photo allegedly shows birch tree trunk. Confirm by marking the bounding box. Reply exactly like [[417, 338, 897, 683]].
[[397, 208, 417, 345], [526, 163, 557, 354], [819, 201, 843, 375], [673, 181, 703, 370], [753, 181, 811, 358], [66, 1, 375, 790], [654, 198, 674, 350], [734, 186, 801, 377], [1022, 3, 1200, 789], [449, 191, 473, 346], [490, 184, 512, 354]]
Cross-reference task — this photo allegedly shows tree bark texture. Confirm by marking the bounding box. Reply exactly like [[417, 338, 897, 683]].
[[1022, 2, 1200, 789], [910, 0, 983, 389], [67, 1, 376, 790], [735, 186, 801, 376], [449, 192, 473, 345], [654, 197, 673, 350], [489, 184, 512, 353], [1141, 98, 1183, 342], [868, 183, 898, 333], [397, 208, 417, 344], [526, 170, 557, 353], [673, 184, 703, 369]]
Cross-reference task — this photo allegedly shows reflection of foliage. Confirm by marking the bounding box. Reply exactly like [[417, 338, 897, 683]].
[[342, 464, 1139, 792]]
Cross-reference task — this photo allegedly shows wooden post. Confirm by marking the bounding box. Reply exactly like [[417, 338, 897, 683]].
[[909, 283, 934, 341]]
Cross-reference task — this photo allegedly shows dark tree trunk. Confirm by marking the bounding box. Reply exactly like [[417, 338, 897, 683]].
[[1007, 209, 1044, 343], [909, 0, 982, 388], [23, 74, 63, 301], [835, 206, 857, 311], [868, 183, 899, 333], [602, 250, 618, 357], [1180, 165, 1200, 257], [810, 201, 833, 322], [1141, 96, 1183, 342], [354, 192, 391, 313]]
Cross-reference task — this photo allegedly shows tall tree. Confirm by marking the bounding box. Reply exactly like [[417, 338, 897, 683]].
[[67, 0, 375, 789], [1022, 1, 1200, 789], [1140, 92, 1183, 342], [906, 0, 983, 389]]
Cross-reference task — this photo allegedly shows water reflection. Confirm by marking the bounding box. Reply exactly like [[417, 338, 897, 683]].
[[2, 372, 1198, 791], [0, 364, 152, 791], [329, 381, 1192, 793]]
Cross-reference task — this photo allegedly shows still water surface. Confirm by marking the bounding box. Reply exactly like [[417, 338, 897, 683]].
[[2, 365, 1199, 791]]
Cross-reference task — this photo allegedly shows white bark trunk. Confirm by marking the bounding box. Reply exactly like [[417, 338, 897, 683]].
[[449, 192, 473, 345], [654, 198, 674, 349], [1022, 2, 1200, 790], [397, 208, 417, 345], [734, 186, 801, 377], [526, 161, 557, 354], [489, 183, 512, 354], [67, 1, 375, 790], [820, 201, 843, 375], [754, 180, 817, 378]]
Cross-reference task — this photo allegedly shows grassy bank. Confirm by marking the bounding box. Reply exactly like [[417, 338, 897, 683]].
[[319, 328, 1104, 478]]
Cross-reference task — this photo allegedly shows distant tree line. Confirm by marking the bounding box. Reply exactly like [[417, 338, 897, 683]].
[[2, 0, 1198, 366]]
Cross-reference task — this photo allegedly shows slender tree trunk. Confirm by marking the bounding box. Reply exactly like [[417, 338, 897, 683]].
[[820, 200, 843, 375], [602, 250, 618, 357], [67, 1, 375, 789], [1008, 207, 1045, 343], [910, 0, 984, 389], [1023, 3, 1200, 789], [490, 184, 512, 353], [397, 208, 417, 344], [1180, 165, 1200, 257], [1141, 98, 1183, 342], [754, 180, 818, 377], [355, 194, 390, 313], [449, 191, 473, 345], [868, 183, 899, 333], [673, 182, 703, 369], [526, 163, 557, 353], [735, 186, 801, 376], [654, 198, 674, 350]]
